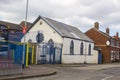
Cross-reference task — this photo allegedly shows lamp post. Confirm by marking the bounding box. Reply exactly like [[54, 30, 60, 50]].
[[22, 0, 29, 68]]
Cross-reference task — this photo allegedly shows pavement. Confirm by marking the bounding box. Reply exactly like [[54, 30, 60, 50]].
[[1, 63, 120, 80], [0, 65, 57, 80]]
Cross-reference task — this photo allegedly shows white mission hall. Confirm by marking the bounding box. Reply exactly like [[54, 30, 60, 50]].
[[21, 16, 98, 64]]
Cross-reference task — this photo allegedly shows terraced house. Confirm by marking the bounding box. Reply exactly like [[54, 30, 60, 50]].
[[0, 21, 22, 42], [85, 22, 120, 63], [21, 16, 99, 64]]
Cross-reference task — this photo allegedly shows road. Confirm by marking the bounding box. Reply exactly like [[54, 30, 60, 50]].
[[24, 64, 120, 80]]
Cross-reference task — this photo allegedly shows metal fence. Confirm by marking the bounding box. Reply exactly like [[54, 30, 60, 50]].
[[36, 42, 62, 64], [0, 41, 23, 76]]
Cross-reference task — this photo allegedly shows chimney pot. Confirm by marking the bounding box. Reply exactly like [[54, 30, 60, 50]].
[[116, 32, 119, 37], [94, 22, 99, 30], [106, 27, 110, 35]]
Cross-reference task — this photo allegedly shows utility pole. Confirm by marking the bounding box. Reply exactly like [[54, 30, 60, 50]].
[[22, 0, 29, 68], [84, 42, 87, 64]]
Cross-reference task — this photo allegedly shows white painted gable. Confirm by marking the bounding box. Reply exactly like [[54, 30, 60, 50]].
[[21, 19, 63, 43], [21, 16, 98, 64]]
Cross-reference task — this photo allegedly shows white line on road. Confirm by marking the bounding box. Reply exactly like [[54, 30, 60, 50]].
[[101, 75, 114, 80]]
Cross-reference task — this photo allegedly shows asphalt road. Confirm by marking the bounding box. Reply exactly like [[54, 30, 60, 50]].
[[24, 64, 120, 80]]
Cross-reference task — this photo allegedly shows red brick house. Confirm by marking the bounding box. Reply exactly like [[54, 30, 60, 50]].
[[20, 21, 32, 31], [113, 32, 120, 62], [85, 22, 120, 63]]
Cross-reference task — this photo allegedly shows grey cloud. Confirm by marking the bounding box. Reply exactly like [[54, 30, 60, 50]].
[[0, 0, 23, 4], [0, 0, 12, 4], [0, 0, 120, 36]]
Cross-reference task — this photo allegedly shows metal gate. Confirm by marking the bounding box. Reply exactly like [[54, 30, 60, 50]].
[[0, 41, 23, 76], [36, 43, 62, 64]]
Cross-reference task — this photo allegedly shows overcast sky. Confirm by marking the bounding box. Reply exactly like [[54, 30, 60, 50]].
[[0, 0, 120, 36]]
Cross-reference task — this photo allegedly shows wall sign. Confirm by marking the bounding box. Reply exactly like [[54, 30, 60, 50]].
[[106, 41, 110, 46], [36, 31, 44, 43]]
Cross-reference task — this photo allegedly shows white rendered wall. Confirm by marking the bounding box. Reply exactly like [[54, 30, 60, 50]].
[[62, 38, 98, 64], [21, 19, 63, 43], [20, 19, 98, 64]]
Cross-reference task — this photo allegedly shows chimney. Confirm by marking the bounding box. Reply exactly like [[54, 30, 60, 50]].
[[116, 32, 119, 38], [94, 22, 99, 30], [106, 27, 110, 35]]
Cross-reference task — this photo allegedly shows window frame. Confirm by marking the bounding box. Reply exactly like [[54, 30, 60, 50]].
[[80, 42, 84, 55], [88, 44, 91, 55], [70, 40, 74, 55]]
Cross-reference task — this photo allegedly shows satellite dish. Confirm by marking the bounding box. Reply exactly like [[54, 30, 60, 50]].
[[106, 41, 110, 45]]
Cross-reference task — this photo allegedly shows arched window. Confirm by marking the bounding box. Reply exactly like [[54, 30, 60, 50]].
[[28, 39, 32, 43], [70, 40, 74, 55], [48, 39, 54, 47], [80, 42, 84, 55], [48, 39, 54, 54], [88, 44, 91, 55]]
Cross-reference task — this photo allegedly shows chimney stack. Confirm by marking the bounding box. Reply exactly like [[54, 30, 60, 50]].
[[116, 32, 119, 38], [106, 27, 110, 35], [94, 22, 99, 30]]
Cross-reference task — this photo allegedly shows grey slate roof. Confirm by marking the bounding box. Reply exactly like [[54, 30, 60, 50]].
[[20, 21, 32, 30], [44, 17, 93, 42], [29, 16, 93, 42], [0, 21, 22, 30]]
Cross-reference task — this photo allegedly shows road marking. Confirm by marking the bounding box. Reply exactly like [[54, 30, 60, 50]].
[[101, 75, 114, 80]]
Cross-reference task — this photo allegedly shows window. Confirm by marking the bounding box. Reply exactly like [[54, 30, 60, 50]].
[[16, 31, 20, 35], [116, 41, 119, 47], [111, 39, 115, 46], [70, 32, 80, 39], [28, 39, 32, 43], [48, 39, 54, 54], [70, 40, 74, 55], [0, 25, 7, 31], [88, 44, 91, 55], [48, 39, 54, 46], [80, 42, 84, 55], [10, 30, 14, 34]]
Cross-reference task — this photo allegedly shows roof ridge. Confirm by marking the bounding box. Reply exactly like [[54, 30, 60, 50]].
[[93, 28, 112, 38], [45, 17, 77, 29], [44, 16, 93, 42], [20, 21, 32, 24], [0, 20, 19, 26]]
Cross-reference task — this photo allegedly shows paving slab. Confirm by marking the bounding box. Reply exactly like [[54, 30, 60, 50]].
[[0, 65, 57, 80]]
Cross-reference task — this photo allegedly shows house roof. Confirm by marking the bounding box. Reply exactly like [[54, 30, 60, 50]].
[[85, 28, 114, 41], [45, 17, 93, 42], [20, 21, 32, 30], [92, 28, 113, 39], [99, 31, 113, 38], [0, 21, 22, 30], [28, 16, 93, 42]]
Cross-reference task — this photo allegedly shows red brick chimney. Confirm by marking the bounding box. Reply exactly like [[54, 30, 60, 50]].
[[106, 27, 110, 35], [116, 32, 119, 38], [94, 22, 99, 30]]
